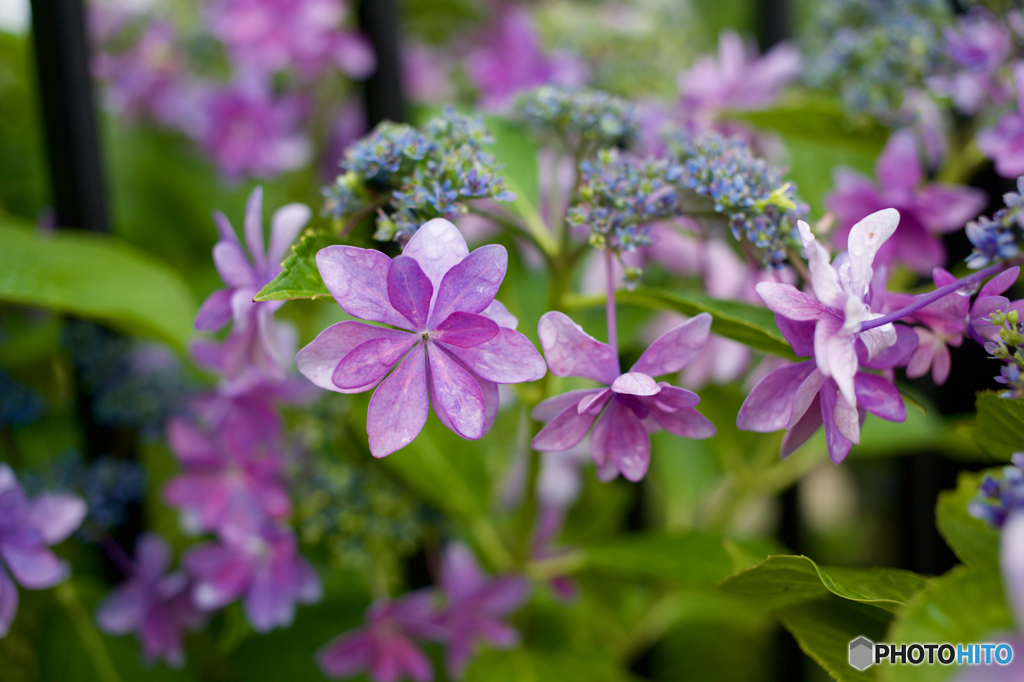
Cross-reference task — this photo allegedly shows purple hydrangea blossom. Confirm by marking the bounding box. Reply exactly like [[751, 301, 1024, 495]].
[[966, 266, 1024, 344], [977, 63, 1024, 179], [826, 131, 986, 275], [162, 414, 291, 535], [95, 533, 205, 668], [317, 590, 447, 682], [927, 9, 1012, 115], [439, 542, 528, 679], [465, 5, 587, 112], [902, 267, 969, 385], [0, 464, 86, 637], [677, 30, 800, 132], [531, 312, 716, 482], [296, 218, 547, 457], [207, 0, 374, 80], [183, 498, 321, 633], [195, 186, 311, 380]]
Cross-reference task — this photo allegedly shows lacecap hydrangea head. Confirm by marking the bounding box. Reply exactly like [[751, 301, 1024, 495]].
[[514, 86, 639, 154]]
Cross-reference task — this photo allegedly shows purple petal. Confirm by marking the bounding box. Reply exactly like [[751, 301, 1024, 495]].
[[213, 242, 257, 288], [854, 372, 906, 422], [0, 565, 18, 638], [578, 388, 612, 414], [26, 493, 86, 545], [440, 543, 486, 604], [876, 130, 922, 192], [780, 395, 823, 458], [481, 299, 518, 330], [136, 533, 173, 579], [914, 184, 987, 233], [776, 316, 816, 357], [820, 382, 854, 464], [610, 372, 660, 396], [291, 556, 323, 604], [244, 187, 266, 274], [831, 392, 861, 445], [297, 321, 416, 394], [391, 637, 434, 682], [531, 389, 602, 422], [788, 369, 826, 430], [331, 336, 418, 391], [96, 581, 148, 635], [402, 218, 470, 292], [428, 244, 508, 328], [267, 203, 311, 268], [213, 210, 240, 246], [650, 405, 716, 439], [439, 328, 546, 384], [185, 544, 251, 610], [475, 616, 521, 648], [859, 323, 918, 369], [165, 418, 221, 466], [317, 631, 373, 678], [195, 289, 234, 332], [905, 330, 936, 379], [755, 283, 829, 321], [971, 295, 1011, 341], [427, 344, 486, 441], [431, 312, 499, 348], [814, 315, 857, 408], [316, 246, 410, 329], [600, 399, 651, 482], [630, 313, 711, 376], [388, 256, 434, 330], [244, 564, 292, 633], [736, 361, 816, 432], [367, 346, 429, 458], [532, 398, 606, 452], [0, 535, 68, 589], [931, 343, 951, 385], [980, 266, 1020, 298], [650, 385, 701, 412], [537, 311, 619, 384], [478, 576, 530, 615]]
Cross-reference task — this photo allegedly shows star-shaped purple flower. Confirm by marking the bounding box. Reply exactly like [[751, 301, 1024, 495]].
[[0, 464, 86, 637], [317, 590, 446, 682], [531, 312, 716, 482], [297, 218, 547, 458], [95, 533, 205, 668], [826, 130, 986, 274], [977, 63, 1024, 179]]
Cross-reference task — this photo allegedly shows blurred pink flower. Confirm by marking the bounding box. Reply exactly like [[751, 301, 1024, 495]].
[[977, 63, 1024, 179], [928, 9, 1012, 115]]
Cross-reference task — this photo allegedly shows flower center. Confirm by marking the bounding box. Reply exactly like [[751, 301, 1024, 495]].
[[421, 332, 430, 341]]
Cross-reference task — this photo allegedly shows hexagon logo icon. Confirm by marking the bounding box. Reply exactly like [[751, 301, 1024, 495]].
[[849, 637, 874, 671]]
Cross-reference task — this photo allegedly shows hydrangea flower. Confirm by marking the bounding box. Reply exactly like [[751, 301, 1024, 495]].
[[0, 464, 86, 637], [183, 498, 321, 633], [317, 590, 446, 682], [901, 267, 969, 385], [95, 534, 205, 668], [977, 63, 1024, 179], [826, 130, 986, 275], [531, 312, 715, 482], [439, 542, 528, 678], [927, 9, 1012, 115], [677, 30, 800, 131], [514, 86, 638, 153], [195, 187, 311, 380], [297, 218, 547, 457]]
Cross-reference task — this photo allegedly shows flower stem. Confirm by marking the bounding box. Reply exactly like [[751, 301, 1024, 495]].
[[605, 248, 619, 362], [859, 261, 1009, 332], [54, 582, 123, 682]]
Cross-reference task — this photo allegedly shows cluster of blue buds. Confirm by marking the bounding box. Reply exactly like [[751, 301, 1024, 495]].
[[323, 107, 515, 243], [668, 132, 806, 266], [514, 86, 638, 154], [983, 308, 1024, 398], [969, 453, 1024, 528], [802, 0, 951, 125], [966, 178, 1024, 269]]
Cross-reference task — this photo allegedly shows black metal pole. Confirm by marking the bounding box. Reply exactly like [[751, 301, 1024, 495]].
[[358, 0, 405, 127]]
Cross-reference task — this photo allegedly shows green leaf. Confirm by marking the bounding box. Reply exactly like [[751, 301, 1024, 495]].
[[580, 531, 736, 586], [718, 555, 931, 614], [564, 286, 796, 359], [0, 220, 196, 349], [974, 392, 1024, 462], [881, 564, 1014, 682], [935, 469, 1002, 567], [254, 229, 339, 302], [466, 648, 638, 682], [735, 97, 889, 156]]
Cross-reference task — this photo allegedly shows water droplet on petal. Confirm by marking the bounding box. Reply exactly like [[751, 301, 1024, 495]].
[[956, 282, 979, 297]]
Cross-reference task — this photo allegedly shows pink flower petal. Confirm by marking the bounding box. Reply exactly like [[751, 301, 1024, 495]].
[[427, 344, 486, 441], [736, 360, 816, 432], [650, 384, 701, 412], [331, 336, 418, 391], [166, 418, 221, 466], [650, 405, 716, 439], [531, 389, 601, 422], [367, 346, 429, 457], [440, 543, 487, 603], [537, 311, 619, 384], [630, 313, 711, 376], [980, 266, 1020, 298], [388, 256, 434, 330], [780, 394, 823, 458], [578, 388, 612, 414], [431, 312, 499, 348], [428, 244, 508, 328], [788, 368, 826, 430], [532, 399, 604, 451], [402, 218, 470, 293], [831, 392, 860, 445], [610, 372, 660, 396], [854, 373, 906, 422], [317, 631, 373, 678], [755, 283, 829, 321], [267, 203, 311, 268], [876, 130, 922, 193], [814, 315, 858, 408], [195, 288, 234, 332], [316, 246, 410, 329], [905, 328, 936, 379], [600, 399, 651, 482], [26, 493, 86, 545], [914, 184, 986, 233], [820, 383, 854, 464], [932, 343, 951, 385], [244, 187, 266, 274], [297, 321, 416, 393], [439, 328, 546, 384], [213, 241, 257, 288]]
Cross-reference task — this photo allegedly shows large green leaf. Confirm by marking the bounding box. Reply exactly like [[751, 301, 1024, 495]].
[[935, 469, 1002, 567], [881, 564, 1014, 682], [564, 286, 796, 359], [253, 229, 338, 302], [974, 392, 1024, 462], [466, 648, 638, 682], [580, 532, 736, 585], [718, 555, 930, 614], [0, 221, 196, 348]]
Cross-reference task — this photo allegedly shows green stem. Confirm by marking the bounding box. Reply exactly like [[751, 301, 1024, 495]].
[[54, 582, 122, 682]]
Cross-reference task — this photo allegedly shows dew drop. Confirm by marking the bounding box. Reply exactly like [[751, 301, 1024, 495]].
[[956, 282, 980, 297]]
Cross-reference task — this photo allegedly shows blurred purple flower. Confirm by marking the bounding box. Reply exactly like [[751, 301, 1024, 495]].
[[96, 533, 204, 668], [195, 187, 311, 380], [928, 10, 1012, 115], [163, 414, 291, 534], [0, 464, 86, 637], [439, 542, 528, 678], [826, 130, 986, 275], [677, 30, 800, 131], [903, 267, 968, 385], [402, 43, 455, 106], [183, 498, 321, 632], [296, 218, 547, 458], [317, 590, 447, 682], [194, 83, 312, 178], [977, 63, 1024, 179], [207, 0, 374, 80], [967, 266, 1024, 344], [531, 312, 715, 482], [466, 5, 587, 112]]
